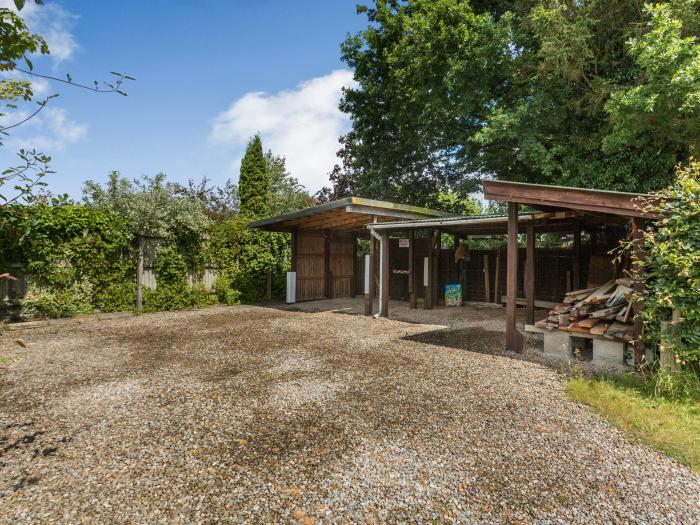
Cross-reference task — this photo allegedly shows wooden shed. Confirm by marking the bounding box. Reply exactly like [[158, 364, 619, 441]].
[[249, 197, 450, 302], [366, 181, 658, 365]]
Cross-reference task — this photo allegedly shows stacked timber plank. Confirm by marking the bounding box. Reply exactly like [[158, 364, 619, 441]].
[[534, 279, 635, 341]]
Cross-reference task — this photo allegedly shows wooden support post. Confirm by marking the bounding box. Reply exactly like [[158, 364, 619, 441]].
[[525, 223, 535, 325], [631, 218, 646, 367], [460, 236, 468, 305], [425, 231, 436, 310], [493, 249, 500, 304], [433, 230, 441, 307], [365, 236, 376, 316], [136, 234, 143, 314], [380, 232, 390, 317], [483, 253, 490, 302], [408, 230, 417, 309], [323, 231, 331, 299], [350, 232, 357, 298], [573, 222, 581, 291], [506, 202, 524, 352]]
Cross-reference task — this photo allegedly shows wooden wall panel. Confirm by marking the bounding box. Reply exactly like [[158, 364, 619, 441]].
[[330, 233, 355, 298], [296, 233, 325, 301]]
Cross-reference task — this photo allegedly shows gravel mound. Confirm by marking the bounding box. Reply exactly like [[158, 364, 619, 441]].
[[0, 305, 698, 523]]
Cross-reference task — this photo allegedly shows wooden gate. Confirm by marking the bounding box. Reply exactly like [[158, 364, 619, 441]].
[[296, 233, 325, 301]]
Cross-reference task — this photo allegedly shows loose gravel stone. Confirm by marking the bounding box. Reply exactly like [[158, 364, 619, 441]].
[[0, 303, 698, 524]]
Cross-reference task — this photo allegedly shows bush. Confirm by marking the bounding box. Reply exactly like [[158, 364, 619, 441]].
[[142, 283, 212, 312], [214, 269, 242, 305], [207, 214, 289, 303], [21, 279, 94, 319], [142, 244, 212, 312], [639, 162, 700, 366]]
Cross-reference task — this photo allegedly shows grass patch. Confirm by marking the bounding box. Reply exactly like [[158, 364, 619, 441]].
[[566, 373, 700, 473]]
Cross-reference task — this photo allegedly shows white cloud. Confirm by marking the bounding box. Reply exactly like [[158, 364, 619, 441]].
[[210, 70, 356, 192], [0, 1, 78, 65], [2, 106, 87, 152]]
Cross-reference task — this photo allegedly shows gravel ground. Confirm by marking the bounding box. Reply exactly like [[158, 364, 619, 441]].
[[0, 304, 698, 524]]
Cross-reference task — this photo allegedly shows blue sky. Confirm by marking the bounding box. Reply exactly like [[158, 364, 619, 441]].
[[0, 0, 366, 198]]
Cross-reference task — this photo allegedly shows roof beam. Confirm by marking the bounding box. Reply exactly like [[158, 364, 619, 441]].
[[483, 180, 657, 218]]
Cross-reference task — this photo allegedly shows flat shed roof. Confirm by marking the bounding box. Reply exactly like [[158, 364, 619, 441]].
[[367, 211, 587, 235], [249, 197, 452, 233], [482, 180, 657, 218]]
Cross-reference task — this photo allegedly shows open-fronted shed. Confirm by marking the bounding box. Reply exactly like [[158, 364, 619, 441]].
[[365, 181, 658, 365], [249, 197, 450, 302]]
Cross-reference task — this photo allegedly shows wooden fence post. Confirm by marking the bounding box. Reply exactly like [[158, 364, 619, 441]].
[[136, 235, 144, 314]]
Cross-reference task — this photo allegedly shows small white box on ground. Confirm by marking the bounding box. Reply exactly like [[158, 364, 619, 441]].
[[286, 272, 296, 304]]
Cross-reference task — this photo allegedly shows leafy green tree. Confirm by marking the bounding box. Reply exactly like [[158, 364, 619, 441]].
[[605, 3, 700, 166], [435, 191, 482, 216], [82, 172, 211, 244], [336, 0, 700, 200], [239, 135, 269, 217], [175, 176, 240, 221], [266, 150, 314, 215]]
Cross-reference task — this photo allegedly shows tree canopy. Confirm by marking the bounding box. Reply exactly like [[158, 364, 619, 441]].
[[330, 0, 700, 205]]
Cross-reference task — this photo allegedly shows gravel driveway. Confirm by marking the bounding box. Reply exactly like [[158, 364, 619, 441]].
[[1, 305, 698, 523]]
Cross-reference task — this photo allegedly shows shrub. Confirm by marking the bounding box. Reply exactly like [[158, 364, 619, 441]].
[[21, 279, 94, 319], [207, 214, 289, 303], [142, 244, 212, 312], [639, 161, 700, 366], [214, 269, 242, 305]]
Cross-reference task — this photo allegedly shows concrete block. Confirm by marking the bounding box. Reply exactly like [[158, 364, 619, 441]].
[[592, 338, 625, 366], [543, 332, 572, 359]]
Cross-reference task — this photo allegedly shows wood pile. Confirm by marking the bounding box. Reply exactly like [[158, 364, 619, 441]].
[[534, 279, 635, 341]]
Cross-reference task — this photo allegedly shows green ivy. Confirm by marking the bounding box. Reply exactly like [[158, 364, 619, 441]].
[[207, 213, 289, 303], [141, 243, 213, 312]]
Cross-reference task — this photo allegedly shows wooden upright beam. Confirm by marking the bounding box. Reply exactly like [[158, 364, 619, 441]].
[[525, 223, 535, 325], [573, 222, 581, 290], [350, 232, 358, 298], [506, 202, 524, 352], [631, 218, 646, 367], [365, 236, 376, 316], [380, 232, 390, 317], [425, 231, 436, 310], [433, 230, 441, 307], [408, 230, 417, 309]]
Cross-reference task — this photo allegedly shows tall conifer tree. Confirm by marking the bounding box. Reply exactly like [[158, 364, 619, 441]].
[[239, 134, 269, 217]]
